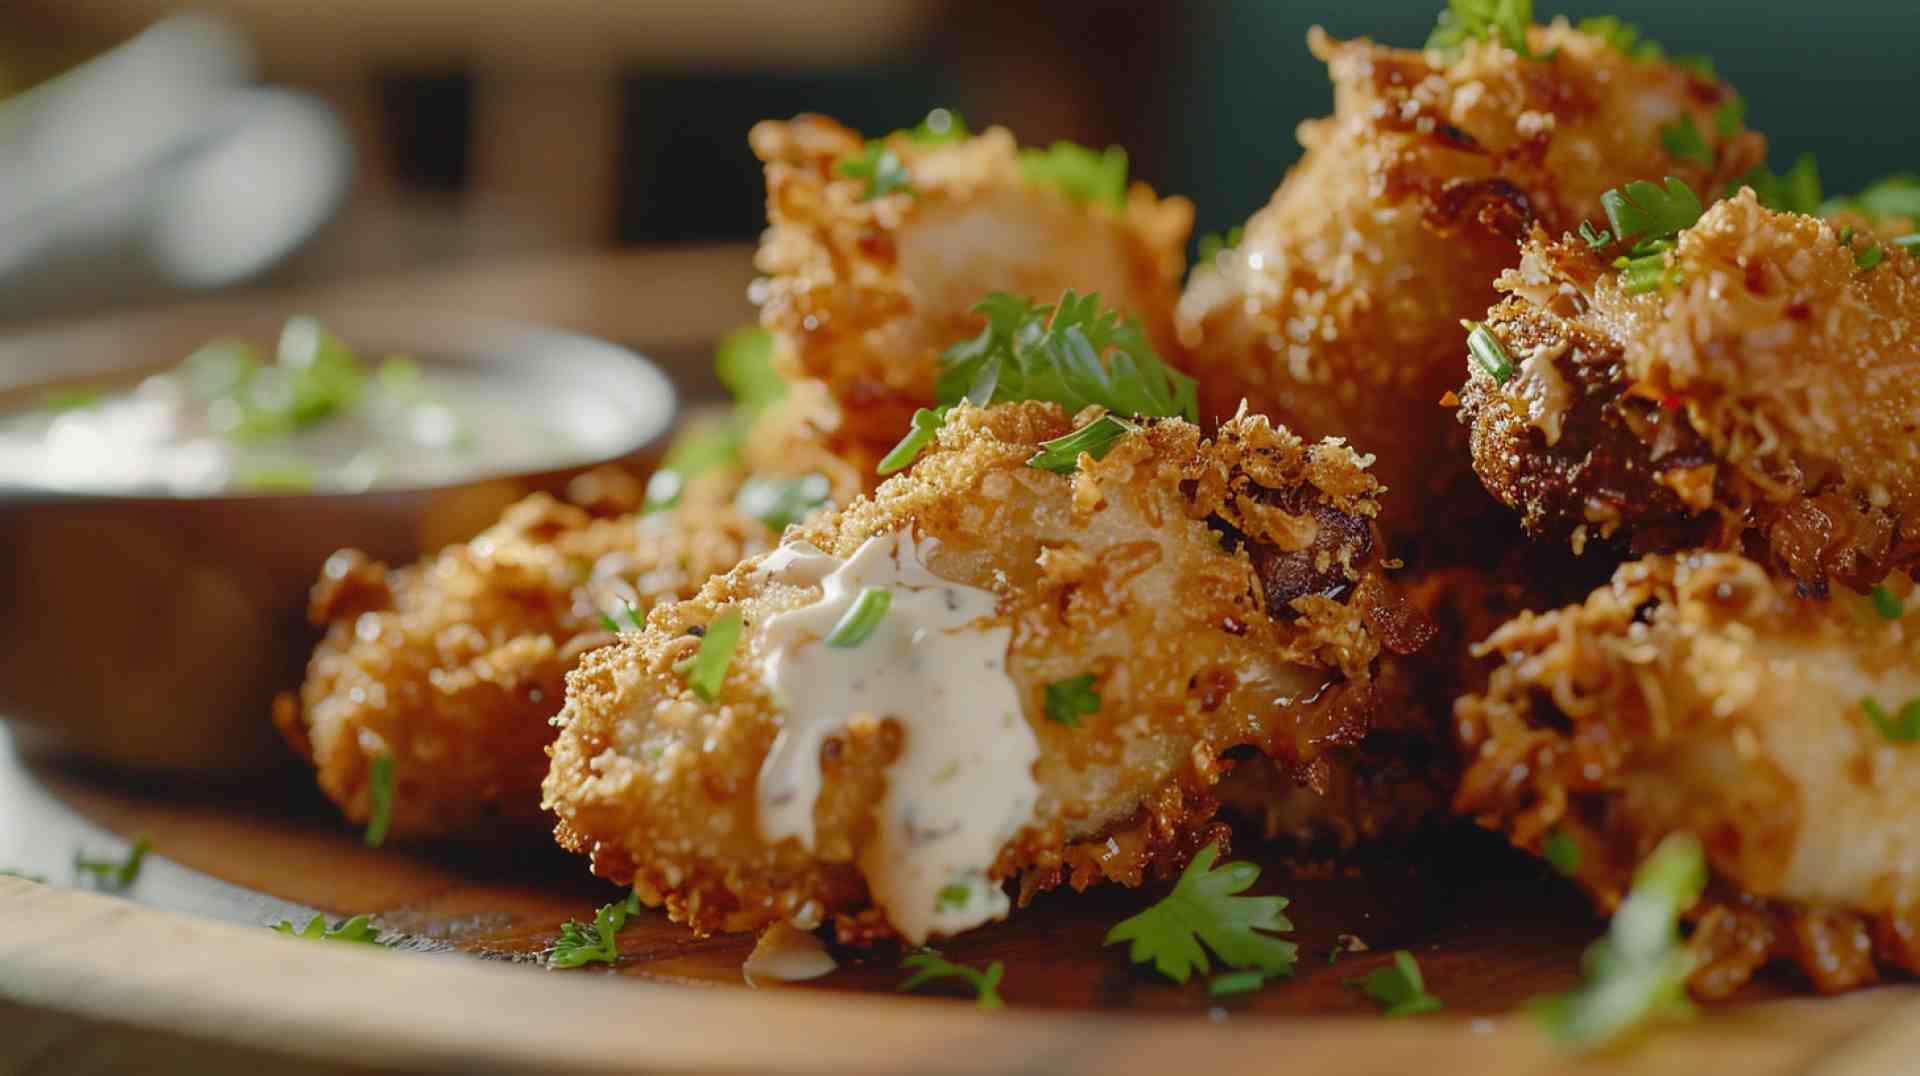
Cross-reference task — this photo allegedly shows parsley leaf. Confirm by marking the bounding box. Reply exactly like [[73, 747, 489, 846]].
[[1862, 696, 1920, 742], [899, 948, 1005, 1008], [1602, 178, 1705, 249], [1544, 828, 1582, 874], [1714, 96, 1745, 138], [882, 290, 1196, 475], [549, 890, 642, 968], [272, 913, 384, 945], [825, 587, 891, 648], [839, 141, 913, 201], [1659, 115, 1711, 166], [1019, 143, 1129, 209], [1740, 154, 1823, 214], [1043, 675, 1101, 728], [1207, 969, 1271, 998], [1426, 0, 1533, 58], [73, 836, 150, 893], [1530, 832, 1705, 1050], [733, 473, 833, 531], [1465, 321, 1516, 385], [1871, 584, 1905, 620], [1349, 950, 1444, 1016], [681, 610, 743, 702], [1105, 842, 1298, 984], [364, 754, 394, 848]]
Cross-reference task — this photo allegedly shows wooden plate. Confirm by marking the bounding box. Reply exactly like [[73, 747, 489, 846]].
[[3, 734, 1918, 1075]]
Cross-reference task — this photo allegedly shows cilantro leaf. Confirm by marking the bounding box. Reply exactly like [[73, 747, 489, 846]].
[[1104, 842, 1298, 984], [1577, 220, 1613, 249], [1529, 832, 1705, 1050], [1043, 675, 1101, 728], [1740, 154, 1823, 214], [681, 610, 743, 702], [899, 949, 1005, 1008], [1019, 143, 1128, 209], [73, 835, 150, 893], [1207, 969, 1271, 998], [1601, 178, 1705, 250], [364, 753, 394, 849], [1349, 950, 1444, 1016], [1659, 115, 1711, 166], [1714, 96, 1745, 138], [1426, 0, 1533, 58], [732, 473, 833, 531], [838, 141, 913, 201], [272, 913, 385, 945], [549, 890, 642, 969], [1861, 696, 1920, 742]]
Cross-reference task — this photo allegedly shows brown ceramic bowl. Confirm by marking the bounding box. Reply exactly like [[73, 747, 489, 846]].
[[0, 305, 675, 777]]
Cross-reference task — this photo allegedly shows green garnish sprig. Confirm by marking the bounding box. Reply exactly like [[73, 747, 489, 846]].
[[899, 948, 1005, 1008], [549, 890, 642, 969], [1592, 178, 1705, 295], [825, 587, 892, 648], [645, 326, 785, 515], [835, 109, 973, 201], [1870, 584, 1905, 620], [1862, 696, 1920, 742], [1348, 950, 1444, 1016], [678, 610, 743, 702], [272, 913, 384, 945], [1529, 831, 1705, 1050], [880, 290, 1197, 476], [1426, 0, 1533, 58], [733, 473, 833, 531], [73, 835, 150, 894], [1465, 321, 1516, 385], [1043, 675, 1101, 728], [1105, 842, 1298, 985], [1739, 154, 1823, 214], [1019, 142, 1129, 209], [364, 754, 395, 848]]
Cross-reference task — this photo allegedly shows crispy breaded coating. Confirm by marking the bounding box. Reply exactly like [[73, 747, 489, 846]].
[[1455, 553, 1920, 995], [544, 401, 1429, 942], [1459, 191, 1920, 593], [751, 115, 1193, 464], [1177, 21, 1763, 548], [276, 487, 776, 841]]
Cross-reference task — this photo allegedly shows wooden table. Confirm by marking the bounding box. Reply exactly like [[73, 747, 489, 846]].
[[4, 250, 1920, 1074]]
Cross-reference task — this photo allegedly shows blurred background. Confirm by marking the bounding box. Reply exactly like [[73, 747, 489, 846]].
[[0, 0, 1912, 326]]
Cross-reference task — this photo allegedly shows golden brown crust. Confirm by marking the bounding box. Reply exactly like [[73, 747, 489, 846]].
[[1177, 21, 1763, 549], [1460, 191, 1920, 593], [1455, 552, 1920, 995], [278, 488, 775, 841], [542, 401, 1417, 940], [751, 115, 1194, 466]]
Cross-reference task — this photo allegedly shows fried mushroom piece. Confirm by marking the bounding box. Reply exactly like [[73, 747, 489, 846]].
[[1456, 552, 1920, 995], [751, 114, 1194, 465], [543, 401, 1428, 943], [276, 485, 777, 841], [1177, 20, 1762, 549], [1458, 191, 1920, 594]]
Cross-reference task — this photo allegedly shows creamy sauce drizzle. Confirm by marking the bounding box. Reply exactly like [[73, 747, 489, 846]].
[[754, 530, 1037, 944], [741, 923, 837, 987]]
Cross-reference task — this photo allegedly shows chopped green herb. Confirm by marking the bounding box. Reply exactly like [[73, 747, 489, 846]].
[[1349, 950, 1444, 1016], [1856, 243, 1886, 271], [1871, 584, 1904, 620], [234, 460, 317, 492], [838, 141, 913, 201], [271, 913, 384, 944], [905, 108, 969, 144], [1028, 414, 1141, 474], [598, 612, 622, 633], [1105, 842, 1298, 984], [1043, 675, 1101, 728], [1714, 96, 1745, 138], [364, 754, 394, 848], [1529, 832, 1705, 1050], [713, 325, 785, 415], [1195, 225, 1246, 265], [826, 587, 892, 648], [1019, 142, 1128, 209], [1574, 15, 1670, 63], [1614, 246, 1675, 294], [73, 836, 150, 893], [1426, 0, 1533, 57], [1465, 322, 1515, 385], [1740, 154, 1823, 214], [937, 883, 972, 911], [899, 949, 1004, 1008], [39, 387, 101, 411], [1861, 696, 1920, 742], [881, 289, 1195, 475], [1659, 115, 1711, 165], [549, 890, 642, 969], [1544, 828, 1582, 874], [1577, 220, 1613, 249], [733, 473, 833, 531], [1207, 969, 1270, 998], [1602, 178, 1705, 250], [683, 610, 743, 701]]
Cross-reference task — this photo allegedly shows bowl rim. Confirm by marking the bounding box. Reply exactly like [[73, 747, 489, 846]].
[[0, 305, 679, 504]]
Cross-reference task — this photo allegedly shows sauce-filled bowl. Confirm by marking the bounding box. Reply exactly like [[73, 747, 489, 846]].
[[0, 306, 675, 777]]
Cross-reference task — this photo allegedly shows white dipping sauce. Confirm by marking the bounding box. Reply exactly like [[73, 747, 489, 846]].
[[742, 922, 837, 987], [755, 530, 1038, 944]]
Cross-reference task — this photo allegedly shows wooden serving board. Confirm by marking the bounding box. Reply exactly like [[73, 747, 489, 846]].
[[4, 731, 1920, 1075]]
